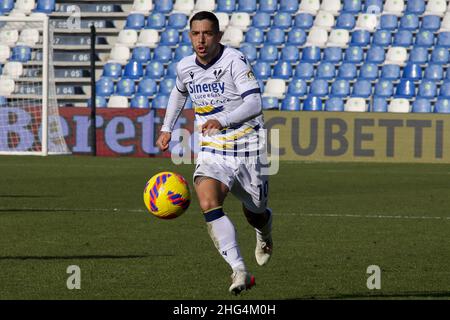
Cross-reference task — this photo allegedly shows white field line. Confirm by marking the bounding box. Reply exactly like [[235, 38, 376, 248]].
[[0, 207, 449, 221]]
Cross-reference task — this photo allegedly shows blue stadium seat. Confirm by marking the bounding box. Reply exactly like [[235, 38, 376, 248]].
[[287, 79, 307, 96], [393, 30, 413, 47], [406, 0, 425, 15], [351, 30, 371, 47], [252, 12, 271, 29], [335, 13, 356, 30], [280, 45, 300, 62], [294, 62, 314, 80], [365, 46, 385, 64], [280, 0, 299, 12], [434, 98, 450, 113], [379, 14, 398, 31], [301, 46, 321, 63], [364, 0, 383, 12], [88, 96, 107, 108], [395, 79, 416, 98], [266, 28, 285, 45], [35, 0, 55, 13], [131, 95, 150, 108], [152, 94, 169, 109], [380, 64, 400, 80], [408, 47, 429, 64], [273, 61, 293, 79], [181, 30, 190, 44], [372, 30, 392, 47], [166, 62, 178, 78], [154, 0, 173, 13], [344, 46, 363, 64], [259, 0, 277, 13], [116, 78, 136, 96], [168, 13, 188, 30], [342, 0, 362, 13], [415, 30, 435, 47], [174, 45, 193, 61], [418, 80, 437, 98], [0, 0, 14, 13], [323, 47, 343, 64], [331, 80, 350, 98], [273, 12, 292, 28], [337, 63, 357, 80], [146, 13, 166, 30], [253, 61, 272, 80], [160, 29, 180, 45], [259, 45, 278, 63], [294, 13, 314, 30], [132, 47, 151, 63], [244, 27, 265, 45], [316, 62, 335, 80], [437, 32, 450, 47], [371, 98, 387, 112], [159, 78, 176, 95], [352, 80, 372, 98], [430, 46, 449, 64], [402, 63, 422, 81], [412, 98, 432, 113], [421, 15, 441, 31], [145, 61, 165, 79], [374, 80, 394, 97], [287, 28, 307, 46], [125, 13, 145, 30], [303, 95, 323, 111], [238, 0, 257, 12], [10, 46, 32, 62], [96, 77, 114, 96], [240, 43, 257, 63], [438, 81, 450, 98], [123, 60, 144, 79], [359, 63, 378, 80], [262, 97, 280, 110], [309, 80, 329, 97], [258, 80, 265, 92], [399, 14, 419, 31], [153, 46, 173, 63], [217, 0, 236, 12], [325, 97, 344, 112], [103, 62, 122, 79], [280, 95, 301, 111], [137, 78, 157, 96], [424, 64, 444, 81]]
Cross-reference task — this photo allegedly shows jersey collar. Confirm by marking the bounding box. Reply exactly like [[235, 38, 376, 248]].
[[195, 44, 225, 70]]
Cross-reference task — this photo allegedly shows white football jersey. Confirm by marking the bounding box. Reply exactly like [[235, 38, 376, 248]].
[[175, 45, 264, 155]]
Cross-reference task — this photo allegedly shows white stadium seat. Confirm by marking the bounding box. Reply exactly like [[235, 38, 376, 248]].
[[306, 27, 328, 47], [388, 99, 411, 113], [221, 27, 243, 48], [132, 0, 153, 13], [314, 11, 335, 31], [117, 29, 138, 47], [0, 78, 15, 96], [383, 0, 405, 16], [194, 0, 216, 12], [385, 47, 408, 65], [299, 0, 320, 15], [173, 0, 195, 15], [0, 45, 11, 63], [326, 29, 350, 47], [3, 62, 24, 79], [108, 95, 129, 108], [18, 29, 40, 46], [320, 0, 342, 16], [440, 12, 450, 31], [424, 0, 447, 17], [0, 29, 19, 47], [263, 79, 286, 99], [229, 12, 251, 31], [345, 98, 368, 112], [109, 45, 131, 65], [356, 13, 378, 32], [137, 29, 159, 48], [14, 0, 36, 14], [216, 12, 230, 32]]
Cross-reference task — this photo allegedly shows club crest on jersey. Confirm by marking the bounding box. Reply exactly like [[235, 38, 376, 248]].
[[213, 68, 223, 80]]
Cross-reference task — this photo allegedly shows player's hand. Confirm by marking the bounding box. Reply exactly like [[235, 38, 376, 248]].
[[156, 131, 171, 152], [201, 120, 223, 136]]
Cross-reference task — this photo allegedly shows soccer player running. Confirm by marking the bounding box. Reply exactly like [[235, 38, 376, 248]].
[[156, 11, 272, 295]]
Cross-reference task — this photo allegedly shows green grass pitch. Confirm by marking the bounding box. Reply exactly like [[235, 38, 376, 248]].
[[0, 155, 449, 300]]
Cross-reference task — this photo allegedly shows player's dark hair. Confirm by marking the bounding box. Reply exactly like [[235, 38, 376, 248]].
[[189, 11, 220, 34]]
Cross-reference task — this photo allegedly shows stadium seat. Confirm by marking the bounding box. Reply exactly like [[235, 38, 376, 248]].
[[160, 29, 180, 46], [371, 98, 387, 112], [263, 79, 286, 99], [153, 45, 173, 63], [131, 95, 150, 108], [221, 27, 243, 47], [395, 79, 415, 98], [299, 0, 320, 15], [216, 0, 236, 13], [309, 79, 329, 97], [321, 0, 341, 15], [3, 61, 23, 78], [15, 0, 36, 14], [116, 78, 136, 96], [280, 95, 301, 111], [0, 79, 14, 95], [412, 98, 432, 113], [123, 60, 144, 79], [273, 12, 292, 29], [10, 46, 31, 62], [88, 96, 107, 109], [325, 97, 344, 111], [337, 63, 357, 80], [287, 79, 308, 96], [103, 62, 122, 79], [194, 0, 216, 12], [287, 28, 307, 46], [240, 43, 257, 63], [424, 0, 447, 17], [314, 11, 335, 30], [379, 14, 398, 30], [364, 0, 383, 12], [402, 63, 422, 81], [280, 45, 300, 62], [355, 13, 378, 32], [244, 27, 264, 45], [125, 13, 146, 30], [34, 0, 55, 13], [438, 81, 450, 98], [294, 62, 314, 80], [406, 0, 425, 15], [306, 27, 328, 47], [418, 80, 437, 98], [0, 0, 14, 13], [253, 61, 272, 80], [237, 0, 256, 12], [262, 97, 280, 110], [372, 30, 392, 47], [388, 99, 410, 113], [414, 30, 435, 47], [393, 30, 413, 47], [152, 94, 169, 109], [294, 13, 314, 30], [173, 0, 194, 15], [117, 29, 138, 47], [424, 64, 444, 81], [132, 46, 151, 63], [434, 98, 450, 113], [96, 77, 115, 97], [351, 30, 371, 47], [330, 80, 350, 98], [259, 45, 278, 63], [168, 13, 188, 30], [437, 32, 450, 47], [165, 62, 178, 78], [252, 12, 271, 29], [131, 0, 153, 12], [273, 61, 293, 79], [302, 95, 323, 111], [137, 29, 159, 48], [344, 46, 363, 64], [108, 95, 129, 108], [174, 45, 193, 61], [421, 15, 441, 31], [327, 29, 349, 47], [374, 80, 394, 97], [352, 80, 372, 98], [345, 97, 368, 112], [137, 78, 157, 97], [399, 14, 419, 31], [323, 47, 342, 64], [408, 47, 429, 64], [280, 0, 299, 13], [145, 61, 165, 79], [180, 30, 191, 44], [146, 13, 166, 30], [230, 12, 251, 31], [380, 64, 400, 80], [266, 28, 285, 46], [18, 29, 39, 47], [359, 63, 378, 80], [257, 80, 265, 92], [342, 0, 361, 13], [316, 62, 336, 80], [159, 78, 176, 95], [259, 0, 277, 13], [430, 46, 449, 64], [0, 29, 19, 47], [440, 13, 450, 31], [385, 47, 408, 65], [384, 0, 405, 15], [335, 13, 355, 30], [301, 46, 321, 63]]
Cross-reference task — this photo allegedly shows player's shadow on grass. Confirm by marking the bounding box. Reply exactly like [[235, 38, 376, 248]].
[[0, 254, 174, 261]]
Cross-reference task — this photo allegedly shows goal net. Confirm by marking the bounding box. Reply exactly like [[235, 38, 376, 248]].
[[0, 15, 70, 155]]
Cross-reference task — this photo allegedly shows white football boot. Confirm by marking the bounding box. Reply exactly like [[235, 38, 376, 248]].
[[228, 269, 256, 295]]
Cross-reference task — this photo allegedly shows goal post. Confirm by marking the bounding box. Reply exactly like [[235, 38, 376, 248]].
[[0, 15, 70, 156]]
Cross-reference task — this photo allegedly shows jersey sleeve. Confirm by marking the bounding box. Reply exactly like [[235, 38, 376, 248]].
[[231, 54, 261, 99], [175, 62, 188, 96]]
